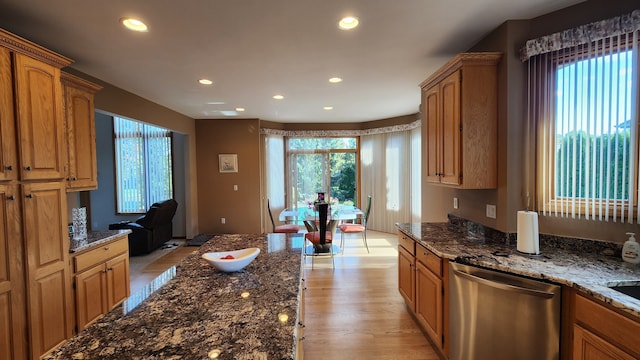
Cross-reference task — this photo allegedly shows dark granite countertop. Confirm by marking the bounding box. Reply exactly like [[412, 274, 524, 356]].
[[47, 233, 304, 360], [69, 229, 132, 253], [396, 221, 640, 319]]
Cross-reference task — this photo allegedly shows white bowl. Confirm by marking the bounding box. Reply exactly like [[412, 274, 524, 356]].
[[201, 248, 261, 272]]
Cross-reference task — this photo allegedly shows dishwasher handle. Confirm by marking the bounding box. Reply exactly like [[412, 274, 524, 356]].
[[452, 268, 555, 299]]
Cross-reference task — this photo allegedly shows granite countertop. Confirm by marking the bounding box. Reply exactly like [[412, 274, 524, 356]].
[[396, 222, 640, 318], [69, 229, 132, 253], [47, 233, 304, 360]]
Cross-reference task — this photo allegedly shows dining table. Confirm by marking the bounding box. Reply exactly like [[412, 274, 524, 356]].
[[278, 204, 364, 223]]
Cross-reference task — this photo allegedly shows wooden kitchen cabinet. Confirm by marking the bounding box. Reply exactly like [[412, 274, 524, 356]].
[[61, 72, 102, 191], [73, 235, 130, 331], [421, 52, 501, 189], [14, 53, 67, 181], [0, 184, 28, 360], [397, 230, 448, 357], [0, 48, 17, 182], [398, 232, 416, 311], [572, 293, 640, 359], [22, 181, 74, 358], [1, 28, 74, 360]]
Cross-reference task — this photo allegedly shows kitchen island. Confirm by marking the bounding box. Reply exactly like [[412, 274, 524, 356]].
[[46, 233, 304, 360]]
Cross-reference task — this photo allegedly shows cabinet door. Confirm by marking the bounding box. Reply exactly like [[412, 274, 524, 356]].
[[439, 70, 461, 186], [415, 261, 443, 348], [63, 81, 98, 191], [22, 182, 73, 358], [573, 325, 635, 360], [75, 264, 107, 331], [14, 53, 65, 181], [423, 85, 441, 184], [398, 246, 415, 311], [0, 47, 17, 182], [105, 252, 130, 310], [0, 184, 27, 360]]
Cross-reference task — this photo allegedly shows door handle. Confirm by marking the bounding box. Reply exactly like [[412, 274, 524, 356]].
[[452, 268, 554, 298]]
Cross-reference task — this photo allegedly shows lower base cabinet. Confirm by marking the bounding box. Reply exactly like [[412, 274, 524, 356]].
[[397, 230, 447, 357], [572, 293, 640, 360], [73, 235, 130, 331]]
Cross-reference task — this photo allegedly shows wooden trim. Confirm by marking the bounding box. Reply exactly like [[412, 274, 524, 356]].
[[419, 52, 502, 90], [0, 28, 72, 68], [61, 72, 102, 93]]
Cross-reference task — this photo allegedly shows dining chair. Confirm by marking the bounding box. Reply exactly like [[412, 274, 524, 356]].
[[338, 195, 372, 254], [304, 203, 337, 269], [267, 199, 300, 233]]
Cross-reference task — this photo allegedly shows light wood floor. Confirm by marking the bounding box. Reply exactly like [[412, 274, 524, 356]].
[[129, 231, 437, 359]]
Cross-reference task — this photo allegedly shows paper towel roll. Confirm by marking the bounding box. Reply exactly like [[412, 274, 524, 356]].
[[517, 211, 540, 255]]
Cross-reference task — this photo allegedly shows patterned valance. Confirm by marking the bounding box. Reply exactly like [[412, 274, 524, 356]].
[[520, 9, 640, 62], [260, 119, 421, 137]]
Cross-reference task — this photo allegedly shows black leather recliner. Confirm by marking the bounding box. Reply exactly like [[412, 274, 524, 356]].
[[109, 199, 178, 256]]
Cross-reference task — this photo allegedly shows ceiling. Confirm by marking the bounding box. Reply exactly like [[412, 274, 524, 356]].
[[0, 0, 583, 123]]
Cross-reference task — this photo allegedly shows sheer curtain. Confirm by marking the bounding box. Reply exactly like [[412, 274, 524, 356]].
[[262, 134, 285, 231], [361, 130, 414, 233]]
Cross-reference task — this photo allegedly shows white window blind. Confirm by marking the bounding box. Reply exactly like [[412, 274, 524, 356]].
[[526, 30, 639, 223], [114, 117, 173, 213]]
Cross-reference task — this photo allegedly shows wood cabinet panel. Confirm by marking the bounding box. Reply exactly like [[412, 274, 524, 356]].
[[574, 294, 640, 358], [573, 324, 635, 360], [423, 85, 440, 184], [14, 53, 65, 181], [0, 184, 27, 360], [74, 237, 128, 273], [61, 73, 101, 191], [22, 182, 73, 358], [415, 261, 443, 347], [0, 48, 17, 182], [75, 263, 107, 331], [106, 253, 130, 310], [439, 71, 461, 186], [416, 244, 442, 277], [398, 231, 415, 255], [398, 245, 415, 312]]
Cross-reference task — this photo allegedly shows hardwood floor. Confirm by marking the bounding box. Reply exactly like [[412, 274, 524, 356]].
[[129, 231, 437, 359], [302, 230, 438, 360]]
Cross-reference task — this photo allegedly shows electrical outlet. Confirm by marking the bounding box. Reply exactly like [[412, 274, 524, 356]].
[[221, 217, 226, 224], [233, 184, 238, 191], [453, 197, 459, 209], [486, 205, 496, 219]]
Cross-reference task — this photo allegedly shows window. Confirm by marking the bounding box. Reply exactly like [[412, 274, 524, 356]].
[[527, 31, 639, 223], [114, 117, 173, 214]]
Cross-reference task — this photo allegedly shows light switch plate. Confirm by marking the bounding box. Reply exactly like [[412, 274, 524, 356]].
[[486, 204, 496, 219], [453, 197, 459, 209]]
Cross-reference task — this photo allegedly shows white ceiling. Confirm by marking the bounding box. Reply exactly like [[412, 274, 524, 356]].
[[0, 0, 583, 123]]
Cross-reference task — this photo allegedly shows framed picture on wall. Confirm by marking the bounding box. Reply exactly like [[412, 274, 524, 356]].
[[219, 154, 238, 173]]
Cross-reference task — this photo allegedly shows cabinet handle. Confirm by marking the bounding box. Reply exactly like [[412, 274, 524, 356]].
[[298, 321, 305, 328], [72, 177, 77, 181], [104, 247, 110, 251], [107, 267, 113, 271], [24, 166, 32, 171], [6, 195, 15, 200], [25, 194, 32, 199], [5, 165, 12, 171]]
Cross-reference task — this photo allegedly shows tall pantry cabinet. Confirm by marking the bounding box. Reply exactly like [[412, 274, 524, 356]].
[[0, 29, 74, 359]]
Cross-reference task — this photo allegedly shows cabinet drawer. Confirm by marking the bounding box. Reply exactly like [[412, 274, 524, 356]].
[[74, 237, 128, 273], [575, 294, 640, 356], [416, 244, 442, 277], [398, 232, 415, 255]]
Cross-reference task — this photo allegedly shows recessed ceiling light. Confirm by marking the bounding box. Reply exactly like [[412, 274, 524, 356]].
[[338, 16, 359, 30], [120, 17, 148, 32], [329, 77, 343, 83], [323, 106, 334, 110], [273, 95, 284, 100], [235, 107, 245, 112], [207, 101, 225, 105], [199, 79, 213, 85]]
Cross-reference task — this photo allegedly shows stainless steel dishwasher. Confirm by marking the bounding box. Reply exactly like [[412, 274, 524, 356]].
[[449, 262, 561, 360]]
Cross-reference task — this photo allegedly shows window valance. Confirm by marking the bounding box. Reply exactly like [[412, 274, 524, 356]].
[[520, 9, 640, 61], [260, 119, 420, 137]]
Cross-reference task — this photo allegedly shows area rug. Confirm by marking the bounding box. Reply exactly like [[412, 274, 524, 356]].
[[185, 234, 213, 246]]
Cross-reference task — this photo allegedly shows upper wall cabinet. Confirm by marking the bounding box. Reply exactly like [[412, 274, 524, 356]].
[[61, 72, 102, 191], [0, 29, 72, 182], [0, 47, 17, 181], [421, 52, 502, 189]]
